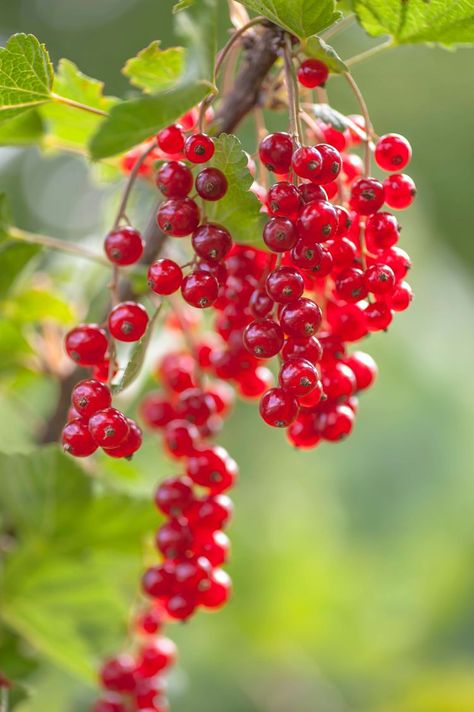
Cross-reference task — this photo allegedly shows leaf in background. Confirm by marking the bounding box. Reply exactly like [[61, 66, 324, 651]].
[[206, 134, 265, 247], [353, 0, 474, 46], [41, 59, 116, 150], [173, 0, 194, 11], [89, 0, 217, 159], [111, 304, 162, 394], [123, 42, 185, 93], [237, 0, 341, 38], [0, 242, 39, 299], [0, 34, 53, 123], [0, 110, 44, 145], [0, 192, 11, 240], [0, 319, 34, 372], [3, 288, 75, 325], [312, 103, 348, 132], [303, 36, 348, 73]]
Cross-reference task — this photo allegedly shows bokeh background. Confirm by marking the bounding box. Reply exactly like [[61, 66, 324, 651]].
[[1, 1, 474, 710]]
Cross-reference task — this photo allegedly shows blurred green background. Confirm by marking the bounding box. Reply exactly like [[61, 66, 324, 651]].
[[1, 1, 474, 711]]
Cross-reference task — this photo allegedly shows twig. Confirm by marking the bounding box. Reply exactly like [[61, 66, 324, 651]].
[[283, 34, 302, 145], [50, 93, 108, 117], [8, 227, 111, 267], [343, 72, 372, 177], [346, 40, 393, 68]]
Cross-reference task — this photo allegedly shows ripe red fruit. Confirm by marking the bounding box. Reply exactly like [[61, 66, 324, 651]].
[[65, 324, 108, 366], [108, 301, 149, 342], [298, 183, 327, 203], [387, 280, 413, 311], [265, 266, 304, 304], [377, 246, 411, 280], [344, 351, 378, 390], [157, 198, 200, 237], [291, 146, 323, 181], [375, 133, 412, 171], [156, 161, 193, 198], [334, 267, 368, 303], [279, 358, 319, 396], [135, 638, 177, 677], [349, 177, 385, 215], [243, 318, 284, 358], [267, 182, 302, 218], [157, 124, 185, 154], [237, 366, 274, 398], [291, 240, 333, 276], [297, 199, 338, 241], [259, 387, 299, 428], [185, 493, 233, 531], [263, 216, 297, 252], [250, 288, 274, 318], [155, 475, 194, 517], [282, 336, 322, 365], [287, 413, 321, 449], [100, 655, 136, 692], [258, 132, 293, 173], [199, 568, 232, 609], [314, 144, 342, 184], [61, 419, 98, 457], [148, 258, 183, 295], [317, 404, 354, 441], [321, 362, 356, 400], [184, 133, 215, 163], [383, 173, 416, 209], [92, 697, 126, 712], [280, 298, 323, 338], [142, 562, 176, 598], [163, 419, 200, 458], [156, 519, 193, 559], [364, 301, 393, 331], [139, 392, 175, 429], [103, 419, 142, 458], [71, 379, 111, 418], [186, 446, 238, 493], [104, 226, 144, 266], [193, 530, 230, 567], [165, 593, 198, 620], [297, 58, 329, 88], [365, 212, 400, 250], [364, 263, 395, 295], [192, 223, 232, 263], [181, 271, 219, 308], [195, 167, 228, 201], [175, 388, 216, 426], [88, 407, 130, 448]]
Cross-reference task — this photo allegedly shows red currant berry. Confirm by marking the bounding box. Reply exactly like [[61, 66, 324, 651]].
[[163, 419, 200, 458], [148, 258, 183, 295], [142, 562, 176, 598], [386, 280, 413, 311], [291, 146, 323, 181], [104, 226, 144, 266], [259, 132, 293, 173], [71, 379, 111, 419], [184, 133, 215, 163], [364, 301, 393, 331], [199, 568, 231, 609], [265, 266, 304, 304], [314, 144, 342, 184], [321, 124, 348, 152], [280, 298, 322, 338], [375, 133, 412, 172], [88, 407, 130, 448], [157, 198, 200, 237], [100, 656, 136, 693], [297, 58, 329, 88], [263, 216, 297, 252], [185, 493, 233, 531], [282, 336, 322, 365], [321, 362, 356, 400], [181, 271, 219, 308], [325, 237, 356, 270], [243, 318, 284, 358], [317, 404, 354, 441], [377, 246, 411, 281], [365, 212, 400, 250], [103, 419, 142, 458], [61, 419, 98, 457], [291, 240, 333, 276], [334, 267, 368, 303], [156, 519, 193, 559], [65, 324, 108, 366], [342, 153, 363, 182], [194, 530, 230, 567], [267, 182, 302, 218], [383, 173, 416, 209], [165, 593, 198, 620], [155, 475, 194, 517], [279, 358, 319, 396], [237, 366, 274, 398], [344, 351, 378, 390], [259, 387, 299, 428], [175, 388, 216, 426], [364, 263, 395, 295], [156, 161, 193, 198], [334, 206, 352, 237], [287, 412, 321, 449], [139, 391, 175, 429], [192, 223, 232, 263], [249, 288, 274, 318], [135, 638, 177, 677], [186, 446, 238, 493], [195, 167, 228, 201], [298, 183, 327, 203], [350, 177, 385, 215], [157, 125, 184, 154], [109, 302, 148, 342], [297, 199, 338, 241]]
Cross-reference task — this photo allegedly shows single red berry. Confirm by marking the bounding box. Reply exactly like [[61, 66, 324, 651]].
[[386, 280, 413, 311], [103, 419, 142, 458], [291, 146, 323, 181], [157, 124, 185, 154], [185, 493, 233, 531], [291, 240, 333, 276], [321, 362, 356, 400], [334, 267, 368, 303], [279, 358, 319, 396], [280, 298, 323, 338], [156, 161, 193, 198], [259, 387, 299, 428], [267, 182, 302, 218], [192, 223, 232, 263], [259, 132, 293, 173], [243, 318, 284, 358], [135, 608, 163, 635], [263, 216, 297, 252], [156, 519, 193, 559], [186, 445, 238, 493], [350, 177, 385, 215], [297, 379, 323, 408], [344, 351, 378, 390], [326, 301, 368, 342], [321, 124, 348, 152], [163, 419, 200, 458], [317, 404, 354, 441], [71, 379, 111, 419], [342, 153, 363, 182], [193, 530, 230, 567], [383, 173, 416, 209], [134, 678, 166, 708], [287, 412, 321, 449], [174, 555, 212, 592], [88, 407, 130, 448], [175, 387, 216, 426], [376, 246, 411, 280], [364, 263, 395, 295], [135, 637, 177, 678], [297, 199, 338, 241], [325, 237, 356, 270], [165, 593, 198, 620], [334, 206, 352, 237], [249, 288, 274, 318], [104, 226, 144, 266], [139, 391, 175, 429], [109, 301, 148, 342], [148, 258, 183, 295], [61, 419, 98, 457], [375, 133, 412, 172], [181, 271, 219, 308], [282, 336, 322, 365], [313, 144, 342, 184], [155, 475, 194, 517], [65, 324, 108, 366], [184, 133, 215, 163], [142, 562, 176, 598], [265, 266, 304, 304], [179, 108, 198, 130], [237, 366, 274, 399], [195, 167, 228, 201], [365, 212, 400, 250], [297, 58, 329, 88], [157, 197, 200, 237], [199, 568, 231, 609], [298, 183, 327, 203], [364, 301, 393, 331], [100, 656, 136, 693]]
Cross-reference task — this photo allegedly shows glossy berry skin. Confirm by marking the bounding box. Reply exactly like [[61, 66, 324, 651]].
[[71, 379, 111, 418], [267, 182, 301, 218], [344, 351, 378, 390], [157, 125, 185, 154], [259, 387, 299, 428], [375, 133, 412, 171], [199, 568, 231, 609], [364, 263, 395, 295], [279, 358, 319, 397], [135, 638, 177, 677], [156, 519, 193, 559], [100, 656, 136, 693], [140, 391, 175, 429], [349, 177, 385, 215], [163, 420, 200, 458], [181, 271, 219, 308], [237, 366, 274, 398], [387, 280, 413, 311], [65, 324, 108, 366], [142, 561, 176, 598], [156, 161, 193, 198], [88, 407, 130, 448], [184, 133, 215, 163], [194, 530, 230, 566], [297, 200, 338, 241], [186, 446, 238, 493], [287, 413, 321, 449], [282, 336, 322, 365], [108, 302, 149, 342], [263, 217, 297, 252], [315, 144, 342, 184], [280, 298, 323, 338], [259, 132, 293, 173], [155, 475, 194, 517], [195, 167, 228, 201], [334, 268, 368, 303], [157, 198, 200, 237], [291, 240, 332, 276], [335, 206, 352, 237], [297, 58, 329, 88], [243, 318, 284, 358], [364, 301, 393, 331], [104, 226, 144, 266], [165, 593, 197, 621], [298, 183, 327, 204], [103, 419, 142, 458], [365, 212, 400, 250], [291, 146, 323, 181], [192, 223, 232, 263], [148, 258, 183, 295], [249, 288, 274, 318], [185, 493, 233, 531], [383, 173, 416, 210], [321, 362, 356, 400], [318, 404, 354, 441], [265, 266, 304, 304], [377, 246, 411, 281], [62, 419, 98, 457], [176, 388, 216, 426]]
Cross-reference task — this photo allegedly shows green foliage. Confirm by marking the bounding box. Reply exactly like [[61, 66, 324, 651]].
[[122, 41, 185, 93], [352, 0, 474, 46], [89, 0, 217, 159], [0, 111, 44, 145], [173, 0, 194, 11], [303, 36, 347, 72], [0, 34, 53, 123], [237, 0, 341, 38]]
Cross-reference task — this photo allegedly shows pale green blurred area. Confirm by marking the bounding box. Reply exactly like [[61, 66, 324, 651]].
[[1, 1, 474, 710]]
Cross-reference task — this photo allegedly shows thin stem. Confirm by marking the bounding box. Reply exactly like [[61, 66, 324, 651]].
[[300, 110, 325, 142], [321, 13, 355, 40], [112, 140, 158, 230], [283, 34, 302, 145], [8, 227, 111, 267], [343, 72, 372, 177], [50, 93, 108, 117], [0, 687, 8, 712], [346, 40, 393, 68]]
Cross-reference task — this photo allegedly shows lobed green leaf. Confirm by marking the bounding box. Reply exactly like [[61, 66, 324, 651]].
[[303, 36, 348, 73], [0, 110, 44, 145], [123, 41, 185, 94], [237, 0, 341, 38]]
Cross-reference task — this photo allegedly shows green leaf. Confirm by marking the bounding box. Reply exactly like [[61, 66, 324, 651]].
[[0, 319, 33, 371], [303, 35, 348, 72], [0, 242, 39, 299], [0, 110, 44, 145], [3, 288, 75, 325], [123, 41, 185, 93], [173, 0, 194, 11], [89, 0, 217, 159], [41, 59, 116, 149], [0, 34, 53, 123], [206, 134, 265, 248], [352, 0, 474, 46], [237, 0, 341, 38], [312, 103, 348, 132], [0, 192, 11, 240], [111, 304, 162, 394]]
